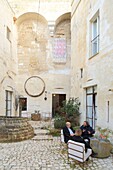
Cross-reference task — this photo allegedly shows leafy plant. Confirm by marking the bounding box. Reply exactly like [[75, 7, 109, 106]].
[[60, 98, 81, 126], [54, 115, 66, 129], [95, 126, 113, 141], [49, 128, 61, 136], [53, 98, 81, 129]]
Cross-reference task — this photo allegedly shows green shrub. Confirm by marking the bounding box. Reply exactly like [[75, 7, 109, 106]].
[[60, 98, 81, 126], [49, 129, 61, 136], [73, 126, 80, 131], [53, 98, 81, 129], [54, 116, 65, 129]]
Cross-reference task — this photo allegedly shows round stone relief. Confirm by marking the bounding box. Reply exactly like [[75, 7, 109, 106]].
[[24, 76, 45, 97]]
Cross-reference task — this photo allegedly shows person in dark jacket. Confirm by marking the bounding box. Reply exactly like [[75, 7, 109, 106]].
[[63, 122, 75, 143], [80, 121, 95, 138], [71, 129, 97, 159], [71, 129, 91, 151]]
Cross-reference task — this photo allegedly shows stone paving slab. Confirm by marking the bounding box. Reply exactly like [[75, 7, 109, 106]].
[[0, 121, 113, 170]]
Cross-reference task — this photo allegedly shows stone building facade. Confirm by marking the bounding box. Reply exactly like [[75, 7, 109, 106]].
[[0, 0, 17, 117], [71, 0, 113, 129], [0, 0, 71, 118], [1, 0, 113, 130]]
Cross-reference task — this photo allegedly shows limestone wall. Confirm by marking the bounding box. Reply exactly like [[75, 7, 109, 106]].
[[6, 0, 71, 117], [71, 0, 113, 129], [16, 13, 71, 116], [0, 0, 17, 116], [0, 116, 34, 142], [7, 0, 71, 20]]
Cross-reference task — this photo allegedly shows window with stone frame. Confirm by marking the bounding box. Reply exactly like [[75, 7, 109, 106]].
[[6, 90, 12, 116], [19, 98, 27, 111], [90, 11, 99, 57]]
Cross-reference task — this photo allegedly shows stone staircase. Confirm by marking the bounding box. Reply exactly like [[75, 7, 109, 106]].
[[29, 121, 53, 141]]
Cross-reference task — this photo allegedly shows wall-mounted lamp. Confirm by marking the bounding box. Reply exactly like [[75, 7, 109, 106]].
[[109, 89, 113, 92], [44, 91, 47, 100]]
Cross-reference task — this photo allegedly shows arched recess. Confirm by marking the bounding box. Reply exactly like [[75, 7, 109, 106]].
[[16, 12, 48, 26], [54, 12, 71, 38], [53, 13, 71, 64], [16, 12, 49, 73]]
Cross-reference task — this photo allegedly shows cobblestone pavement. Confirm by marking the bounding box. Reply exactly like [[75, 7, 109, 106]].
[[0, 121, 113, 170]]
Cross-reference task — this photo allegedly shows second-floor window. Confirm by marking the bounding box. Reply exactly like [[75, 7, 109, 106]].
[[90, 12, 99, 57]]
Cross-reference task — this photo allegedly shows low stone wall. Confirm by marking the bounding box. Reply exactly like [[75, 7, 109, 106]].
[[0, 116, 34, 142]]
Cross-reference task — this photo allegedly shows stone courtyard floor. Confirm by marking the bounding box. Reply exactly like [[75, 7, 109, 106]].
[[0, 120, 113, 170]]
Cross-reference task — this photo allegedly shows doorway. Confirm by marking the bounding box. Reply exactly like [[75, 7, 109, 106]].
[[19, 98, 27, 117], [52, 94, 66, 117], [86, 86, 97, 129]]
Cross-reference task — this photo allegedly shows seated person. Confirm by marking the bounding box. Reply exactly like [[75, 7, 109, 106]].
[[71, 129, 91, 152], [71, 129, 97, 158], [63, 122, 75, 143], [80, 121, 95, 139]]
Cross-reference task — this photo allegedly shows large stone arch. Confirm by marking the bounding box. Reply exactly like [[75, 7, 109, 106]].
[[53, 13, 71, 63], [16, 12, 49, 74], [16, 12, 48, 26]]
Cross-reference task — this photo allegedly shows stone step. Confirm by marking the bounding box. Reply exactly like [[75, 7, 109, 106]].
[[34, 129, 49, 135], [32, 135, 53, 141]]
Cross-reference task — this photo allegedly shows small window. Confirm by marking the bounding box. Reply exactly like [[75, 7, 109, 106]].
[[90, 12, 99, 57], [80, 68, 83, 78], [19, 98, 27, 111], [7, 27, 11, 42]]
